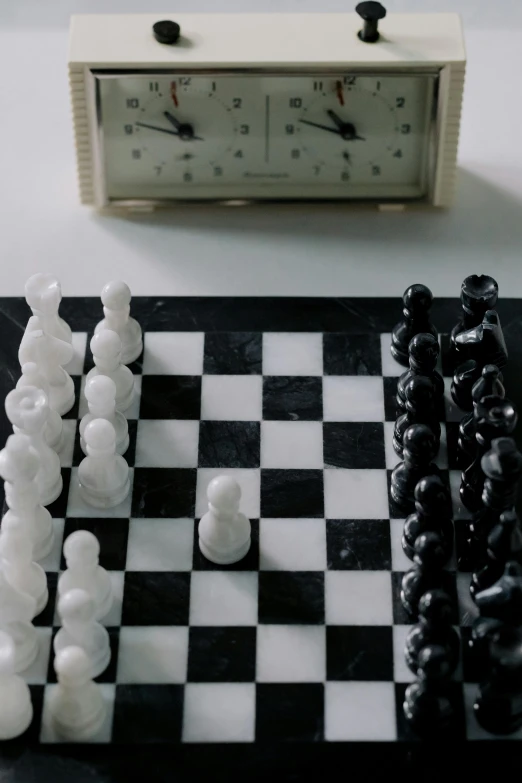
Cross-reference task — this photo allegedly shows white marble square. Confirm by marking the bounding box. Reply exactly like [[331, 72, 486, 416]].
[[201, 375, 262, 421], [23, 627, 52, 685], [260, 421, 323, 469], [40, 683, 115, 743], [384, 421, 447, 470], [326, 571, 393, 625], [37, 518, 65, 572], [66, 468, 133, 518], [323, 376, 385, 422], [142, 332, 205, 375], [262, 333, 323, 376], [260, 518, 327, 571], [380, 333, 404, 378], [182, 683, 255, 743], [78, 375, 142, 420], [65, 332, 88, 376], [393, 625, 415, 683], [256, 625, 325, 682], [57, 419, 77, 468], [126, 518, 194, 571], [54, 571, 124, 627], [324, 469, 389, 519], [135, 420, 199, 468], [196, 468, 260, 518], [325, 682, 397, 741], [117, 626, 188, 684], [189, 571, 258, 626]]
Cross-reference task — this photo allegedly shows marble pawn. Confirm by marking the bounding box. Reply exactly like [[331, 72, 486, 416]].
[[402, 475, 454, 562], [0, 567, 38, 673], [0, 630, 33, 740], [94, 280, 143, 365], [390, 424, 441, 515], [78, 419, 130, 509], [58, 530, 113, 621], [198, 476, 251, 565], [457, 364, 504, 470], [80, 375, 129, 456], [396, 332, 444, 415], [54, 588, 111, 679], [0, 517, 48, 617], [393, 375, 440, 458], [48, 646, 106, 741], [390, 284, 437, 367], [86, 331, 134, 412]]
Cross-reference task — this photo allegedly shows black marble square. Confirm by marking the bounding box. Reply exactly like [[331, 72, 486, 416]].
[[47, 627, 120, 684], [187, 627, 257, 682], [391, 570, 459, 625], [140, 375, 201, 419], [192, 519, 260, 571], [383, 377, 400, 422], [323, 422, 385, 469], [326, 519, 392, 570], [256, 684, 324, 741], [33, 572, 58, 627], [445, 421, 461, 471], [204, 332, 262, 374], [46, 468, 71, 519], [263, 376, 323, 421], [258, 572, 324, 624], [440, 333, 455, 379], [323, 333, 382, 376], [198, 420, 260, 468], [261, 469, 324, 518], [122, 572, 191, 625], [131, 468, 196, 517], [61, 518, 130, 571], [327, 626, 393, 681], [454, 519, 474, 572], [61, 375, 82, 420], [113, 684, 184, 743], [394, 682, 466, 742]]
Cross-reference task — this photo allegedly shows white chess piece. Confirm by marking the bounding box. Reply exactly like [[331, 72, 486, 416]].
[[86, 331, 134, 412], [4, 387, 62, 506], [0, 567, 38, 673], [24, 273, 72, 344], [16, 362, 63, 452], [54, 589, 111, 679], [198, 476, 251, 565], [78, 419, 130, 509], [19, 320, 75, 416], [48, 646, 106, 741], [58, 531, 113, 621], [0, 434, 55, 561], [0, 518, 48, 617], [0, 630, 33, 740], [80, 375, 129, 456], [94, 281, 143, 365]]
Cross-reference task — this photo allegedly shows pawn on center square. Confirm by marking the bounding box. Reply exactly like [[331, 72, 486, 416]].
[[198, 476, 251, 565], [78, 419, 130, 509]]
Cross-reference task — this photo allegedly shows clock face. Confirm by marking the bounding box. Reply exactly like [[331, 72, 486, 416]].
[[96, 72, 436, 202]]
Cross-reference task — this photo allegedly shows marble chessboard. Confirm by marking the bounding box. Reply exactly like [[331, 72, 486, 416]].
[[1, 295, 522, 781]]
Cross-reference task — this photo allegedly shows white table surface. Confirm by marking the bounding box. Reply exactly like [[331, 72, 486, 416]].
[[1, 0, 522, 298]]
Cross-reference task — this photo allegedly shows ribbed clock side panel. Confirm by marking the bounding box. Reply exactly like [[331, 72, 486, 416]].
[[433, 62, 466, 208], [69, 65, 95, 206]]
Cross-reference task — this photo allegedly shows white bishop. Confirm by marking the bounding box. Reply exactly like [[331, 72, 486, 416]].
[[94, 280, 143, 365], [58, 530, 113, 620], [198, 476, 251, 565]]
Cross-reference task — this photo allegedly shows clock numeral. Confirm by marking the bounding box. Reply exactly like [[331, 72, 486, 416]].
[[396, 97, 406, 108], [372, 165, 381, 176], [289, 98, 302, 108], [313, 81, 323, 91], [149, 82, 159, 92], [126, 98, 139, 109], [214, 166, 223, 176], [155, 166, 162, 176], [240, 124, 250, 135], [179, 77, 191, 86], [124, 124, 133, 135], [232, 98, 242, 108], [393, 149, 403, 158], [341, 171, 350, 181], [285, 124, 295, 135], [183, 172, 193, 182], [344, 76, 356, 86], [401, 124, 411, 134], [234, 150, 243, 158], [291, 149, 300, 159], [131, 149, 141, 160]]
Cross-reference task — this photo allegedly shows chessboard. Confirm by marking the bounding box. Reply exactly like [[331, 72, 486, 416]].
[[1, 295, 522, 782]]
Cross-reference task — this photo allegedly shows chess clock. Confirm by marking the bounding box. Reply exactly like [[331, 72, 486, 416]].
[[68, 6, 466, 210]]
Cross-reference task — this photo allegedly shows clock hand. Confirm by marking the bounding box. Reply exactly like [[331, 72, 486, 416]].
[[326, 111, 366, 141], [299, 118, 365, 142], [135, 121, 204, 141], [298, 119, 343, 136], [164, 111, 182, 130], [326, 109, 345, 129]]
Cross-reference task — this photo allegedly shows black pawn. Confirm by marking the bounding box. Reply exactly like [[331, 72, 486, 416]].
[[471, 510, 522, 599], [391, 424, 440, 514], [450, 359, 481, 412], [460, 395, 517, 513], [450, 274, 499, 356], [393, 376, 440, 457], [397, 333, 444, 415], [402, 475, 454, 562], [391, 284, 437, 367], [403, 644, 456, 735], [457, 364, 504, 469], [405, 589, 460, 675], [400, 531, 448, 618], [455, 309, 508, 371]]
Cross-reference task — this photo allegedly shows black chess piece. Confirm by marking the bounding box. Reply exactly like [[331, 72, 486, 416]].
[[471, 510, 522, 599], [403, 644, 456, 735], [470, 562, 522, 665], [457, 364, 504, 470], [450, 274, 499, 357], [467, 438, 522, 579], [405, 589, 460, 675], [460, 395, 517, 513], [393, 376, 441, 457], [401, 531, 448, 617], [402, 475, 454, 562], [450, 359, 481, 412], [391, 284, 438, 367], [455, 309, 508, 371], [396, 333, 444, 415], [391, 424, 441, 514]]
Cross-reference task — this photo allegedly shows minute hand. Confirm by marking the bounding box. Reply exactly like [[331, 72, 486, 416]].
[[298, 119, 343, 136]]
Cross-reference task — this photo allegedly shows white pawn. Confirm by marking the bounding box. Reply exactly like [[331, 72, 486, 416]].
[[0, 434, 55, 561], [54, 589, 111, 679], [19, 320, 75, 416], [80, 375, 129, 456], [0, 567, 38, 673], [5, 387, 62, 506], [95, 281, 143, 365], [78, 419, 130, 509], [0, 631, 33, 740], [58, 531, 113, 621], [48, 646, 106, 741], [86, 331, 134, 412], [0, 518, 48, 617], [16, 362, 63, 452], [198, 476, 251, 565], [24, 273, 72, 344]]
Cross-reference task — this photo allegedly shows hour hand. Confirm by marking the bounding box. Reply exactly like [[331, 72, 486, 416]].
[[326, 109, 345, 129], [164, 111, 181, 130]]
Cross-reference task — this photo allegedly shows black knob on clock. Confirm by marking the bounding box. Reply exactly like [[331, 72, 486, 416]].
[[152, 20, 181, 45], [356, 2, 387, 43]]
